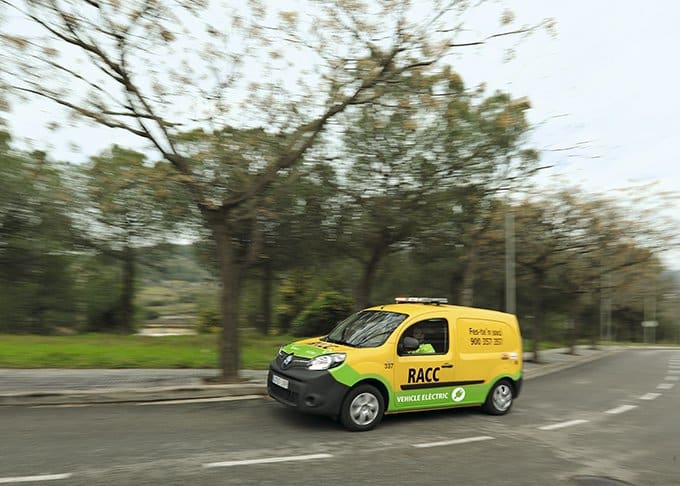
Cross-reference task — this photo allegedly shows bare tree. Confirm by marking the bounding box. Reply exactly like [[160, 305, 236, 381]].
[[0, 0, 541, 379]]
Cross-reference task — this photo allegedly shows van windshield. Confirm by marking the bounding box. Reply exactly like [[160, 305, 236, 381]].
[[324, 310, 407, 348]]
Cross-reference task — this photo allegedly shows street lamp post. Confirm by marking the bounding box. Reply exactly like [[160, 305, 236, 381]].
[[505, 209, 516, 315]]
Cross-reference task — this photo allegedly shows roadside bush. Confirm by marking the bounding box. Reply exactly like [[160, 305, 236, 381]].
[[141, 307, 161, 320], [196, 307, 220, 334], [291, 291, 354, 337], [275, 270, 313, 332]]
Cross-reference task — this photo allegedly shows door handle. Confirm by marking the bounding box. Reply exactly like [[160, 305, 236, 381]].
[[442, 363, 454, 368]]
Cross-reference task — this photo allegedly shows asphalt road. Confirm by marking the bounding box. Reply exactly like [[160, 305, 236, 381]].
[[1, 349, 678, 485]]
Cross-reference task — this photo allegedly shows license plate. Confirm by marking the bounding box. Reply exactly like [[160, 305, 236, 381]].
[[272, 374, 289, 390]]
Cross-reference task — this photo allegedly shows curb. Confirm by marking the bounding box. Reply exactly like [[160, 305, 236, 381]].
[[0, 382, 267, 406], [523, 347, 623, 380], [0, 347, 629, 406]]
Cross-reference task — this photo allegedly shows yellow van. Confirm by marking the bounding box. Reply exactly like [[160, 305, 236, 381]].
[[268, 297, 523, 431]]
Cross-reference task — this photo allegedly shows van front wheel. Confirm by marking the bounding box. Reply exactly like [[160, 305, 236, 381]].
[[483, 379, 514, 415], [340, 384, 385, 431]]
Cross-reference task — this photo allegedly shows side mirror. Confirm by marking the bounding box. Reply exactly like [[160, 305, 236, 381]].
[[402, 336, 420, 352]]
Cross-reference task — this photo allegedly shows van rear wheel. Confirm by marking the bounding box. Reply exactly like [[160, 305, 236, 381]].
[[483, 379, 514, 415], [340, 384, 384, 431]]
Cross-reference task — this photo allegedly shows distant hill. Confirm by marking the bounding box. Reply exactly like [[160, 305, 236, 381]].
[[139, 243, 215, 284], [136, 243, 218, 332]]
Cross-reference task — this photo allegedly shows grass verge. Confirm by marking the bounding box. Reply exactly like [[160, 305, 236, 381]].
[[0, 331, 296, 369]]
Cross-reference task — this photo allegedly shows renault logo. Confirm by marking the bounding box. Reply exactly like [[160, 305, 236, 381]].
[[282, 354, 293, 369]]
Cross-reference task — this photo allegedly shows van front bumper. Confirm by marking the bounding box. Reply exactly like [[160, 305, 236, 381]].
[[267, 362, 350, 418]]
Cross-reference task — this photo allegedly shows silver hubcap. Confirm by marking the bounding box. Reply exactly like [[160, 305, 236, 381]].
[[492, 383, 512, 412], [349, 392, 379, 425]]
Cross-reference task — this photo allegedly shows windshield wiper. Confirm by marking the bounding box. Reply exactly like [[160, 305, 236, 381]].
[[354, 331, 390, 347], [324, 336, 357, 347]]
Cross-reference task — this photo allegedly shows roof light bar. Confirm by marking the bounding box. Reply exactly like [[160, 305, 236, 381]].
[[394, 297, 448, 305]]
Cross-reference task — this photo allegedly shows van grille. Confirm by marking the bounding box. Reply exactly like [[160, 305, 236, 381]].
[[269, 383, 299, 406], [277, 353, 310, 369]]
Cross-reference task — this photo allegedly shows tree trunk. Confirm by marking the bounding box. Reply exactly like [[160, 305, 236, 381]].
[[119, 243, 135, 333], [566, 308, 577, 355], [353, 244, 386, 310], [460, 244, 478, 307], [207, 211, 241, 381], [259, 259, 273, 335], [530, 271, 544, 363], [448, 271, 462, 305]]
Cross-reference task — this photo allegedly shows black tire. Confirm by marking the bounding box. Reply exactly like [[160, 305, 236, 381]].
[[340, 384, 385, 431], [482, 379, 514, 415]]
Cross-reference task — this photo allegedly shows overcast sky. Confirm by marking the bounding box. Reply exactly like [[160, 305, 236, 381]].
[[459, 1, 680, 194], [5, 1, 680, 268], [450, 1, 680, 269]]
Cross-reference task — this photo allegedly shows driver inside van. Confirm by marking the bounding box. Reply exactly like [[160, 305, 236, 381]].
[[409, 327, 435, 354]]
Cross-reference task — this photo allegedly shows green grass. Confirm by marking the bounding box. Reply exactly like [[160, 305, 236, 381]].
[[0, 331, 296, 369], [3, 333, 677, 369]]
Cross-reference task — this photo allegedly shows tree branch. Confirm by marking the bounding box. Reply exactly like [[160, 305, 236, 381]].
[[12, 85, 148, 138], [446, 25, 537, 48]]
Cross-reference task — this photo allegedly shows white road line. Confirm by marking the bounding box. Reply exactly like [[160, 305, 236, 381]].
[[668, 370, 680, 374], [657, 383, 674, 390], [639, 393, 661, 400], [413, 436, 494, 449], [665, 376, 679, 381], [30, 404, 92, 409], [203, 453, 333, 468], [605, 405, 638, 415], [538, 419, 589, 431], [137, 395, 262, 406], [0, 473, 72, 484]]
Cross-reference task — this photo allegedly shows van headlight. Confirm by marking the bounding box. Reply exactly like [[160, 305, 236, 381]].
[[308, 353, 346, 370]]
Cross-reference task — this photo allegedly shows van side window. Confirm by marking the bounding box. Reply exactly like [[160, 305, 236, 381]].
[[398, 318, 448, 356]]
